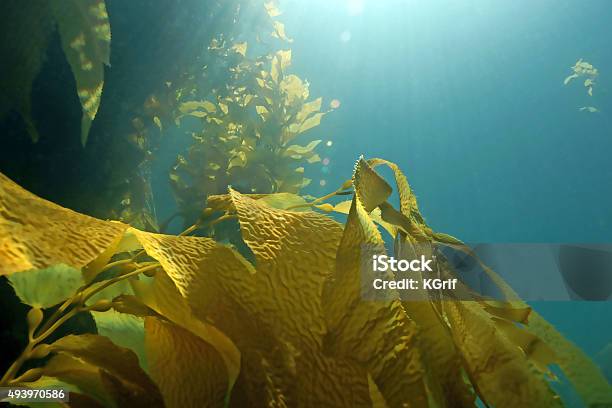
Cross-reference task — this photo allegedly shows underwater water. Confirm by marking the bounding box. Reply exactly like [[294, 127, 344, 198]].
[[0, 0, 611, 406], [279, 0, 612, 358]]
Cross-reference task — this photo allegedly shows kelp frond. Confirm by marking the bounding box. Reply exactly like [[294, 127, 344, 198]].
[[1, 156, 610, 407]]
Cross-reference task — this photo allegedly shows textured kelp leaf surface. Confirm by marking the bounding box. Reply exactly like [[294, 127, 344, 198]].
[[145, 317, 228, 408], [2, 159, 611, 407], [323, 158, 429, 407], [0, 172, 128, 275]]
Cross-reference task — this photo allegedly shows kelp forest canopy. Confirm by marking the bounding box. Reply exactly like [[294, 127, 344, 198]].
[[1, 0, 325, 232], [0, 0, 611, 407]]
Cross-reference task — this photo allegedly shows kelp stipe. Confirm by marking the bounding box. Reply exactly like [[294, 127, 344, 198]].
[[1, 157, 611, 407]]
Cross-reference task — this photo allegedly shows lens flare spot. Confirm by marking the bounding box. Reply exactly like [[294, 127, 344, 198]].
[[326, 140, 333, 147], [319, 179, 327, 187], [329, 99, 341, 109], [322, 157, 331, 166]]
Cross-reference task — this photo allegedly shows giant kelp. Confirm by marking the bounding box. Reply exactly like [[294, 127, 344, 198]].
[[169, 8, 329, 226], [0, 0, 110, 145], [1, 157, 610, 407]]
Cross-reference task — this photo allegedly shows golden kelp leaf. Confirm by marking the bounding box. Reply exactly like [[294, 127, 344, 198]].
[[83, 232, 127, 283], [296, 354, 373, 407], [283, 140, 321, 156], [528, 312, 612, 407], [257, 192, 309, 210], [280, 75, 308, 105], [270, 54, 280, 84], [228, 151, 247, 169], [353, 158, 392, 213], [323, 158, 429, 407], [255, 105, 269, 119], [130, 229, 252, 306], [332, 199, 397, 237], [277, 49, 292, 72], [445, 301, 561, 407], [314, 203, 334, 212], [306, 154, 321, 163], [226, 190, 374, 405], [332, 200, 352, 214], [368, 158, 422, 221], [365, 157, 606, 406], [401, 300, 476, 407], [563, 73, 578, 85], [9, 264, 83, 309], [271, 21, 293, 42], [255, 77, 267, 88], [0, 172, 128, 276], [153, 116, 162, 131], [231, 41, 247, 56], [50, 0, 111, 145], [298, 112, 324, 134], [457, 245, 612, 406], [482, 300, 531, 323], [295, 97, 322, 124], [264, 0, 282, 17], [145, 317, 228, 408], [229, 189, 343, 350], [129, 232, 244, 388], [218, 102, 229, 114], [178, 100, 216, 115], [492, 317, 557, 373], [49, 334, 163, 406]]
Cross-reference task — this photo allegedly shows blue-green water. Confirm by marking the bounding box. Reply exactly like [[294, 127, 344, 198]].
[[278, 0, 612, 372]]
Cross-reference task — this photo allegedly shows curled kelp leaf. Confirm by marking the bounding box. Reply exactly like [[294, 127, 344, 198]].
[[365, 158, 611, 407], [130, 269, 241, 397], [445, 301, 562, 407], [323, 157, 429, 407]]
